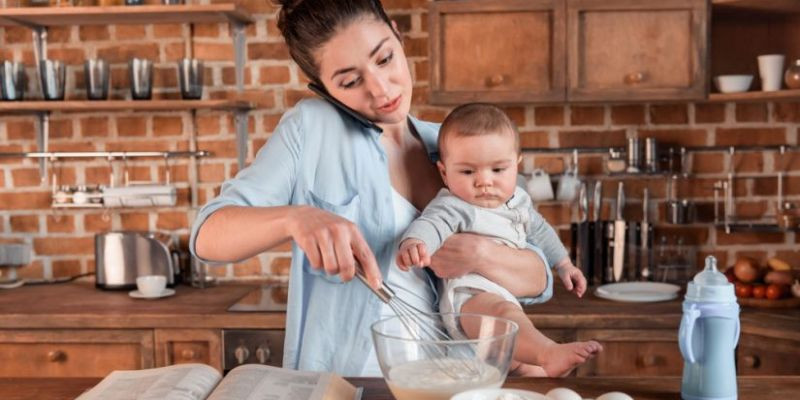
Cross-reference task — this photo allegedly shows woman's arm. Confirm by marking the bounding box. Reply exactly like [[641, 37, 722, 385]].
[[428, 233, 547, 297]]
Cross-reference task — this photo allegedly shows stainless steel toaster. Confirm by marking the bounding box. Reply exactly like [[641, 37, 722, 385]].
[[95, 231, 180, 290]]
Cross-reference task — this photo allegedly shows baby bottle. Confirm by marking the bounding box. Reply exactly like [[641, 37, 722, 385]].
[[678, 255, 740, 400]]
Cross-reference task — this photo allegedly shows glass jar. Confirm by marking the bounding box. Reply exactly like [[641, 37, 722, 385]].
[[784, 59, 800, 89]]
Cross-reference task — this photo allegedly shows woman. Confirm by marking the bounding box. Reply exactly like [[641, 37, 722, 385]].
[[190, 0, 553, 376]]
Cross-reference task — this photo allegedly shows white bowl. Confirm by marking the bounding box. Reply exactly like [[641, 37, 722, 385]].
[[451, 388, 550, 400], [714, 75, 753, 93]]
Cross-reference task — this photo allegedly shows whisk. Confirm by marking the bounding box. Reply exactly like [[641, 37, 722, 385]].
[[355, 266, 482, 380]]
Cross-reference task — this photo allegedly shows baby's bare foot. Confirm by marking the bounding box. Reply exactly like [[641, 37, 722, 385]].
[[541, 340, 602, 377]]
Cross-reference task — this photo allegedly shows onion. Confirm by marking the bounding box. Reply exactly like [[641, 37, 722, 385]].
[[734, 257, 761, 283]]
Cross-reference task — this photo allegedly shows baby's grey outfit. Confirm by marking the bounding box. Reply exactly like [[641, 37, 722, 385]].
[[401, 187, 568, 314]]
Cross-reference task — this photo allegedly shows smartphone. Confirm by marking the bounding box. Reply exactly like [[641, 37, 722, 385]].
[[308, 82, 383, 133]]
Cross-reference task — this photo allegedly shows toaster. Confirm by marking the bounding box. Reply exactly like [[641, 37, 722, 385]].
[[95, 231, 181, 290]]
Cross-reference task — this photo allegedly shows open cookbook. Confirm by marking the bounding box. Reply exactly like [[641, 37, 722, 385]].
[[76, 363, 362, 400]]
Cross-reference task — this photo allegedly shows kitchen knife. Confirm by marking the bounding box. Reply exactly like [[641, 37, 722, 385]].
[[640, 188, 653, 280], [592, 181, 604, 286], [613, 182, 626, 282]]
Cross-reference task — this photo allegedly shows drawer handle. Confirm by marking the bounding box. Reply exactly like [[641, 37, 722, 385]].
[[180, 349, 198, 360], [742, 355, 760, 368], [48, 350, 66, 363], [256, 345, 271, 364], [639, 354, 659, 367], [485, 74, 506, 87], [624, 72, 646, 85]]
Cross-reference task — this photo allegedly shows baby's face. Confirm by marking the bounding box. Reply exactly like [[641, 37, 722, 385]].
[[438, 131, 519, 208]]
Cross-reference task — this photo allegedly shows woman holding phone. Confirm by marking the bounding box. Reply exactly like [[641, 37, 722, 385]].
[[190, 0, 553, 376]]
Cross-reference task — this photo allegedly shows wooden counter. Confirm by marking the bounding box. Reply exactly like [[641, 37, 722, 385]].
[[3, 376, 799, 400]]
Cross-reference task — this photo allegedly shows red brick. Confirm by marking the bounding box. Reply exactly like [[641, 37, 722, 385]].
[[117, 116, 148, 137], [10, 215, 40, 233], [47, 215, 74, 233], [153, 116, 183, 137], [4, 26, 28, 44], [113, 25, 147, 41], [193, 23, 218, 38], [49, 119, 73, 139], [638, 129, 708, 147], [6, 120, 35, 140], [270, 257, 291, 276], [153, 66, 180, 90], [786, 177, 800, 195], [198, 139, 238, 158], [164, 43, 187, 62], [193, 42, 234, 62], [121, 213, 150, 231], [649, 104, 688, 124], [772, 102, 800, 122], [79, 26, 110, 41], [221, 66, 253, 86], [11, 168, 43, 187], [156, 211, 188, 230], [233, 257, 263, 277], [47, 48, 87, 65], [199, 163, 226, 183], [735, 103, 768, 122], [714, 127, 786, 146], [47, 27, 71, 43], [52, 259, 83, 278], [97, 43, 159, 63], [80, 117, 109, 138], [694, 103, 726, 123], [731, 152, 764, 173], [534, 106, 565, 126], [502, 107, 526, 128], [84, 213, 112, 232], [570, 106, 604, 126], [259, 66, 291, 85], [153, 24, 183, 38], [753, 177, 778, 196], [691, 153, 724, 174], [248, 43, 290, 60], [558, 129, 626, 148], [716, 230, 784, 245], [34, 237, 94, 255], [610, 105, 645, 125], [158, 164, 189, 183], [519, 130, 549, 149], [0, 192, 51, 210], [17, 260, 44, 280], [733, 200, 769, 220]]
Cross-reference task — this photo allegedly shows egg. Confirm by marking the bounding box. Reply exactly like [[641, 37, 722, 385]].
[[545, 387, 582, 400], [596, 392, 633, 400]]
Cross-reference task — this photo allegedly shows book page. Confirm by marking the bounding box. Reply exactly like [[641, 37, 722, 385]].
[[206, 364, 356, 400], [77, 363, 222, 400]]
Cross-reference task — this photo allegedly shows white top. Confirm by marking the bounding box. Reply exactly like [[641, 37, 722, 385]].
[[360, 189, 435, 376]]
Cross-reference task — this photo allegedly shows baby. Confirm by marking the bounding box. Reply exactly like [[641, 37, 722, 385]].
[[397, 103, 602, 377]]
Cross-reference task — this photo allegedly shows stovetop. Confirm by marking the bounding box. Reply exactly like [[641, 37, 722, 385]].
[[227, 284, 288, 312]]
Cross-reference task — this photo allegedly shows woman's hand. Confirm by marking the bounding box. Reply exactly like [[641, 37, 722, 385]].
[[427, 233, 486, 279], [287, 206, 382, 289]]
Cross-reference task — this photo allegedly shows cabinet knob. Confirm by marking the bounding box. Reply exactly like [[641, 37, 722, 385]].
[[180, 349, 198, 360], [485, 74, 506, 87], [234, 345, 250, 365], [255, 345, 271, 364], [639, 354, 659, 367], [47, 350, 66, 363], [742, 355, 760, 368], [624, 72, 646, 85]]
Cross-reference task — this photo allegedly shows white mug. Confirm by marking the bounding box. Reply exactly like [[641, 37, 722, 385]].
[[526, 169, 554, 201], [556, 169, 580, 201], [757, 54, 785, 91], [136, 275, 166, 296]]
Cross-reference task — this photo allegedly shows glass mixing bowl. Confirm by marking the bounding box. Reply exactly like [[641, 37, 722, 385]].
[[371, 313, 518, 400]]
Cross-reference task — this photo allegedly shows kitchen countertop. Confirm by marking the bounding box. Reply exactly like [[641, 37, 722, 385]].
[[2, 376, 799, 400], [0, 282, 798, 340]]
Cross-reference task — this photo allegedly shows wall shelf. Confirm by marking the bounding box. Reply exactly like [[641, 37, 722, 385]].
[[0, 99, 252, 114], [0, 4, 252, 27], [711, 0, 800, 13], [708, 89, 800, 103]]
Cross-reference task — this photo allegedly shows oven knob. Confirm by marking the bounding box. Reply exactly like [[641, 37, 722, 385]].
[[255, 345, 271, 364], [234, 345, 250, 365]]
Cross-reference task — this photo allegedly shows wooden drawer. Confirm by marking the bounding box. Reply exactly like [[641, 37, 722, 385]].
[[0, 329, 154, 378], [576, 329, 683, 376], [737, 334, 800, 375], [155, 329, 222, 371]]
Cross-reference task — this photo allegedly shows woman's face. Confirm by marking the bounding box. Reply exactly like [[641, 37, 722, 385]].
[[316, 17, 412, 126]]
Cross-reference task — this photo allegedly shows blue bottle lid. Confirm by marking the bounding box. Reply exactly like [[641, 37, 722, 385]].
[[685, 256, 736, 303]]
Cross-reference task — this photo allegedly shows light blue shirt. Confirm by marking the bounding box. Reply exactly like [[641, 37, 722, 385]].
[[189, 99, 553, 376]]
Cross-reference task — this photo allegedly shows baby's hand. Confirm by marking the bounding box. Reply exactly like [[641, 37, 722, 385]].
[[555, 260, 587, 297], [396, 239, 430, 271]]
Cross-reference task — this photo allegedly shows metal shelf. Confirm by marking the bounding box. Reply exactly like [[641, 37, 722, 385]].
[[0, 4, 252, 27], [0, 100, 252, 114]]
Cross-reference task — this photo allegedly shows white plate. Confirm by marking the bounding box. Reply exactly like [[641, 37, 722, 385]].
[[129, 288, 176, 299], [451, 388, 550, 400], [594, 282, 680, 303]]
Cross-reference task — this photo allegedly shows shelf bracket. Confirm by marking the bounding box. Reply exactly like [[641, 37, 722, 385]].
[[232, 22, 245, 93], [36, 112, 49, 184], [235, 110, 248, 170]]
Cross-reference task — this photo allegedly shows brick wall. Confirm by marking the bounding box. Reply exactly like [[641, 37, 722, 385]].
[[1, 0, 798, 283]]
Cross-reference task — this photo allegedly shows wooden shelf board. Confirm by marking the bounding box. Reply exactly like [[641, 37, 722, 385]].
[[0, 99, 252, 113], [707, 89, 800, 103], [0, 4, 252, 27], [712, 0, 800, 13]]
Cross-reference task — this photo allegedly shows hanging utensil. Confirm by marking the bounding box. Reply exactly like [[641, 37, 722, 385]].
[[591, 181, 604, 286], [640, 188, 653, 281], [576, 182, 590, 278], [612, 182, 626, 282]]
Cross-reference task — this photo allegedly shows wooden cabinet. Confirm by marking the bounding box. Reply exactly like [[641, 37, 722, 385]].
[[575, 329, 683, 376], [737, 333, 800, 375], [567, 0, 708, 102], [429, 0, 566, 104], [0, 329, 154, 378], [429, 0, 708, 104], [154, 329, 222, 371]]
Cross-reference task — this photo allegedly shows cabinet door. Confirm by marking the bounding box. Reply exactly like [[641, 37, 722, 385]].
[[737, 333, 800, 375], [429, 0, 566, 104], [567, 0, 708, 102], [0, 329, 154, 378], [576, 329, 683, 376], [155, 329, 222, 371]]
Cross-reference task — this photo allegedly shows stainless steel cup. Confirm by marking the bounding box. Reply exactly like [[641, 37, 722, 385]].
[[39, 59, 66, 101], [0, 61, 26, 101], [178, 58, 204, 100], [129, 58, 153, 100], [626, 137, 641, 173], [84, 59, 110, 100], [162, 0, 184, 4], [644, 137, 659, 173]]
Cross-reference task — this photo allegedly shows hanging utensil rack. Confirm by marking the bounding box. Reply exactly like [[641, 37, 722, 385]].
[[0, 150, 209, 160]]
